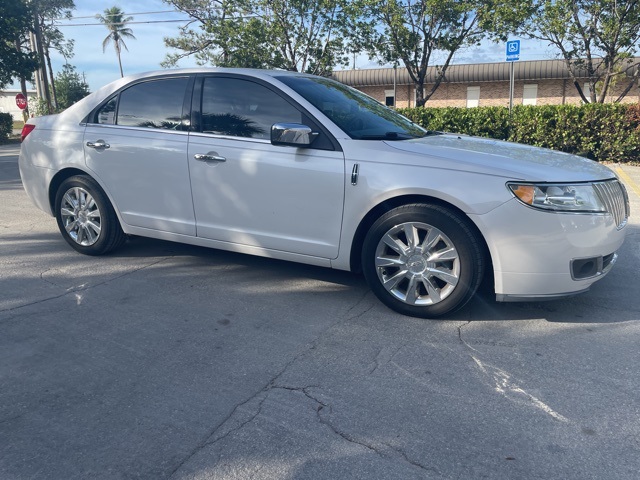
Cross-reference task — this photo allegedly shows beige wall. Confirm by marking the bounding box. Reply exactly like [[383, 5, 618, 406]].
[[358, 79, 640, 108]]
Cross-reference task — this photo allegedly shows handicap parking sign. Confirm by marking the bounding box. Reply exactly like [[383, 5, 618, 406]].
[[506, 40, 520, 62]]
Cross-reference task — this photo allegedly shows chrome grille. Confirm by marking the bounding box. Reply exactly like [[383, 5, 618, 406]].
[[594, 180, 630, 229]]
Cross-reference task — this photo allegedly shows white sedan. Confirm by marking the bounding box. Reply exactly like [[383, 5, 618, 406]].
[[19, 69, 630, 318]]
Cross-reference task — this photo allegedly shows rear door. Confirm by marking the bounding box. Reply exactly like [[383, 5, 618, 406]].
[[83, 76, 196, 236]]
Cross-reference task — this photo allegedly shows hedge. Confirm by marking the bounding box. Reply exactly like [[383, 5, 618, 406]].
[[0, 112, 13, 144], [398, 103, 640, 164]]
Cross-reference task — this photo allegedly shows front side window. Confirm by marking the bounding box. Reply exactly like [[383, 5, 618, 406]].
[[201, 77, 302, 139], [115, 77, 189, 129]]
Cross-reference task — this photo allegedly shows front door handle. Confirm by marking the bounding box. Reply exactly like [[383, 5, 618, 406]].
[[194, 153, 226, 163], [86, 140, 110, 149]]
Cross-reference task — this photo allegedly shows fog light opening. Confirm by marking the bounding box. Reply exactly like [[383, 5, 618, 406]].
[[578, 261, 595, 277], [571, 257, 601, 280]]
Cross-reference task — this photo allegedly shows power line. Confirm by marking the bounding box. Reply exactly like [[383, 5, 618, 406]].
[[55, 12, 263, 27], [56, 10, 191, 21], [55, 19, 192, 27]]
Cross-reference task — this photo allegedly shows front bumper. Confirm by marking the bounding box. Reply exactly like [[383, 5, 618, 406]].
[[470, 198, 627, 300]]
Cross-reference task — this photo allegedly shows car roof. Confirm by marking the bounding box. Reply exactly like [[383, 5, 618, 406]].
[[54, 68, 316, 125]]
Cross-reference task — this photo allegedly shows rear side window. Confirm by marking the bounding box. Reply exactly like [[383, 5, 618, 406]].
[[94, 77, 189, 130], [201, 77, 302, 139]]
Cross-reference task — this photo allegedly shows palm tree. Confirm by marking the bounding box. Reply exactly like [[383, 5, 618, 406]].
[[96, 7, 136, 78]]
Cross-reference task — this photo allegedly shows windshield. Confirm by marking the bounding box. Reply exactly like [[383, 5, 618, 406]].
[[276, 75, 430, 140]]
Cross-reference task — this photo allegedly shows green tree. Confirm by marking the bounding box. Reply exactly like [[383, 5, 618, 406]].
[[353, 0, 533, 106], [0, 0, 38, 89], [96, 6, 136, 77], [162, 0, 352, 75], [522, 0, 640, 103], [54, 64, 90, 109], [34, 0, 76, 109]]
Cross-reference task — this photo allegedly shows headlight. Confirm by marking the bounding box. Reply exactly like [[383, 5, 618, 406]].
[[507, 183, 606, 213]]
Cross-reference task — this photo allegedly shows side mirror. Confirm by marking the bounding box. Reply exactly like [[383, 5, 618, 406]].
[[271, 123, 319, 147]]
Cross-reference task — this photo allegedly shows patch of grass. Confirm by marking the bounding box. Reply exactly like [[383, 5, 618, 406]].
[[13, 120, 24, 130]]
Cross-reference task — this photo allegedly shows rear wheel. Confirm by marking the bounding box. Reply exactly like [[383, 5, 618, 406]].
[[55, 175, 126, 255], [362, 204, 484, 318]]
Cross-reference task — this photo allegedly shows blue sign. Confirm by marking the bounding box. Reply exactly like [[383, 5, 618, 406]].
[[506, 40, 520, 62]]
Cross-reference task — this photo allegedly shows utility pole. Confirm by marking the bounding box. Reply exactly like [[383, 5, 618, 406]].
[[32, 6, 53, 114], [29, 32, 42, 100]]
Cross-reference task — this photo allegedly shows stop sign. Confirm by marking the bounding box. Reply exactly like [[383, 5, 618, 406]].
[[15, 93, 27, 110]]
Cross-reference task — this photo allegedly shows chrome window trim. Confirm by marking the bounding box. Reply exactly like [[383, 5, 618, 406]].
[[188, 131, 271, 144], [82, 123, 191, 137]]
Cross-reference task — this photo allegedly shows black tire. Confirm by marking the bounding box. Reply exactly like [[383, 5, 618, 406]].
[[54, 175, 126, 255], [361, 204, 485, 318]]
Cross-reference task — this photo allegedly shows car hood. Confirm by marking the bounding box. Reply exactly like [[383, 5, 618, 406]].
[[386, 134, 616, 182]]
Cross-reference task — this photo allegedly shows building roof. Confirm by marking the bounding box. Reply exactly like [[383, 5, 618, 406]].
[[0, 89, 37, 94], [331, 58, 640, 86]]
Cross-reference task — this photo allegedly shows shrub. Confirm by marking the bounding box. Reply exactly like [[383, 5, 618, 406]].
[[402, 106, 511, 140], [0, 112, 13, 143], [398, 103, 640, 164]]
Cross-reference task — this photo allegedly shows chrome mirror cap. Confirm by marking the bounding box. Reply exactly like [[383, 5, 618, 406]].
[[271, 123, 319, 147]]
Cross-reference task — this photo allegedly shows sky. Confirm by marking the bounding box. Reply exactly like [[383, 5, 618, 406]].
[[42, 0, 556, 92]]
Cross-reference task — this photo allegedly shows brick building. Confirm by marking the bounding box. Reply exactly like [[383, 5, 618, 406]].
[[332, 59, 640, 108]]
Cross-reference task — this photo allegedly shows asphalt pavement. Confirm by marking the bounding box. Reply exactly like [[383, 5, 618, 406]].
[[1, 143, 640, 479]]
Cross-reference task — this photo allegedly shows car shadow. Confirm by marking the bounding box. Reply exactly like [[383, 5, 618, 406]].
[[113, 232, 640, 325], [4, 225, 637, 325]]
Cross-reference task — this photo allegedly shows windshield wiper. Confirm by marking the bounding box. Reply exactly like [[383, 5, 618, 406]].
[[358, 130, 441, 140], [359, 132, 415, 140]]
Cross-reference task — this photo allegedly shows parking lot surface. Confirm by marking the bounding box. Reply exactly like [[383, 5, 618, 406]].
[[2, 143, 640, 479]]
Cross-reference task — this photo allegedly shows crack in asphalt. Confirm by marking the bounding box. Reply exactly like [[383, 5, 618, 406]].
[[310, 389, 439, 475], [166, 379, 277, 479], [38, 268, 61, 288], [227, 382, 442, 476], [167, 290, 435, 479], [343, 289, 375, 321], [457, 321, 480, 353], [169, 377, 439, 478], [0, 258, 171, 315], [166, 337, 331, 478]]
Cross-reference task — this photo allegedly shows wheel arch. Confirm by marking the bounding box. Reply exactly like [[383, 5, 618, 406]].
[[48, 168, 118, 219], [48, 168, 90, 214], [49, 167, 128, 235], [349, 194, 494, 292]]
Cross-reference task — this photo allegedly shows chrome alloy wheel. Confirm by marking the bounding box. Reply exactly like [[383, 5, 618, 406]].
[[59, 187, 102, 246], [374, 222, 460, 306]]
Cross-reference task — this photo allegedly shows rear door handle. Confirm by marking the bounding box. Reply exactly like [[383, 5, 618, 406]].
[[194, 153, 226, 163], [86, 140, 110, 149]]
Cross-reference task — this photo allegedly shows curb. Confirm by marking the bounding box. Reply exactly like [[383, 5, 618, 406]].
[[614, 166, 640, 199]]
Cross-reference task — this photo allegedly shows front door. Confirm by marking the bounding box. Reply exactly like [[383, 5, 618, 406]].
[[188, 76, 345, 259]]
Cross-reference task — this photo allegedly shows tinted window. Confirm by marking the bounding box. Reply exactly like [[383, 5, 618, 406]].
[[96, 96, 117, 124], [117, 78, 189, 129], [277, 75, 429, 140], [201, 78, 302, 139]]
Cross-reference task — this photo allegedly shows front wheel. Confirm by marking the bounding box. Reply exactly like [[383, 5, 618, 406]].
[[54, 175, 126, 255], [362, 204, 485, 318]]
